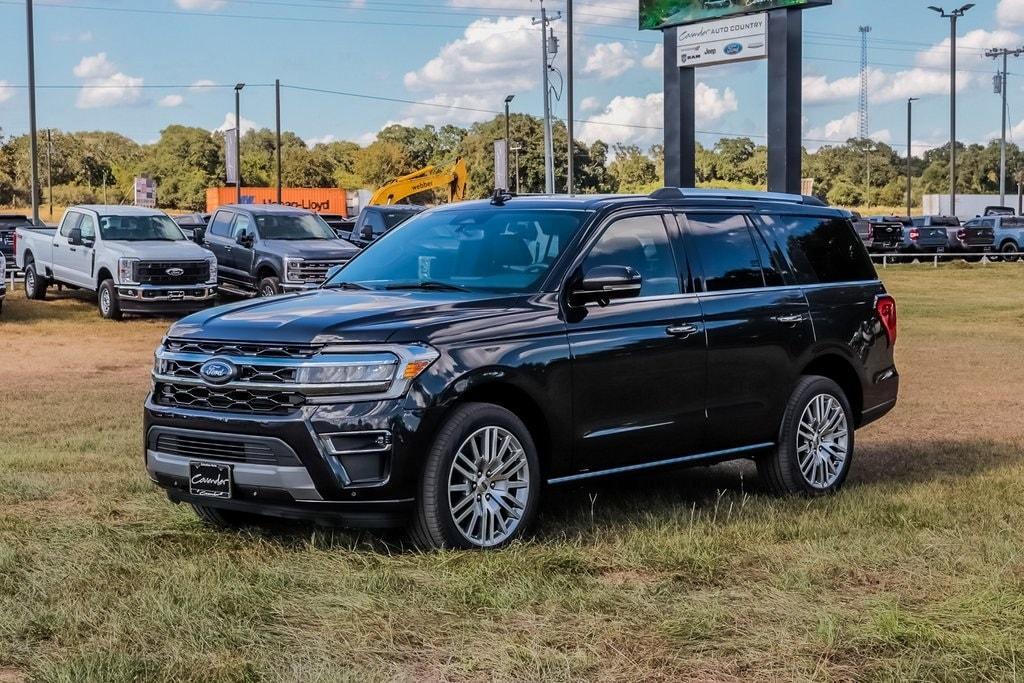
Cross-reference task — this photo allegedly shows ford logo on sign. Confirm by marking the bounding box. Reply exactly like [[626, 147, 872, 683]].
[[724, 43, 743, 56], [166, 267, 185, 276], [199, 359, 237, 385]]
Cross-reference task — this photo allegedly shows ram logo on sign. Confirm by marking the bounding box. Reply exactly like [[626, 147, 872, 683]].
[[676, 14, 767, 68]]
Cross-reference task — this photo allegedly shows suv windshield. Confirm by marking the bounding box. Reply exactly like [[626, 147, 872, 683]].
[[255, 214, 336, 240], [98, 215, 185, 241], [326, 207, 589, 293]]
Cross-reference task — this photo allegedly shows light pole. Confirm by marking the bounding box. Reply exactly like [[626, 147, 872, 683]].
[[25, 0, 40, 225], [234, 83, 245, 203], [985, 47, 1024, 207], [566, 0, 574, 195], [929, 4, 974, 217], [504, 94, 514, 190], [906, 98, 919, 218]]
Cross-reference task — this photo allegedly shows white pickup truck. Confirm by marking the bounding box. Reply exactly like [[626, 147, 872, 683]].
[[15, 205, 218, 320]]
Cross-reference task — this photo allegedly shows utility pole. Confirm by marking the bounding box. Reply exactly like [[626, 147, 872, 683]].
[[234, 83, 245, 203], [566, 0, 574, 195], [46, 128, 52, 218], [930, 4, 974, 217], [907, 98, 919, 218], [985, 47, 1023, 208], [25, 0, 40, 225], [533, 0, 561, 194], [275, 79, 282, 204]]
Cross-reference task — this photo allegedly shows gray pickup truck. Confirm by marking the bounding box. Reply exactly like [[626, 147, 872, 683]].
[[15, 205, 218, 319]]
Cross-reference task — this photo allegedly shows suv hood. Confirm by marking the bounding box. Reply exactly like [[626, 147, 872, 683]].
[[168, 288, 533, 344], [103, 240, 214, 260], [262, 239, 359, 261]]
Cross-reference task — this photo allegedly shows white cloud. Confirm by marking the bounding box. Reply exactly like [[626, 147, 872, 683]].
[[804, 111, 892, 149], [999, 0, 1024, 24], [72, 53, 144, 109], [190, 79, 217, 90], [306, 134, 336, 147], [580, 96, 601, 112], [175, 0, 226, 9], [215, 112, 259, 134], [158, 94, 184, 108], [578, 84, 737, 147], [642, 44, 663, 70], [0, 81, 14, 104], [54, 31, 93, 43], [582, 42, 635, 80]]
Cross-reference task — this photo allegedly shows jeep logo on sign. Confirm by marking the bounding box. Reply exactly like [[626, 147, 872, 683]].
[[166, 267, 185, 276], [199, 359, 237, 385]]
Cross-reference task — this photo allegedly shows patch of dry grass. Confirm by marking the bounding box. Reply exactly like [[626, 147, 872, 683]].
[[1, 266, 1023, 681]]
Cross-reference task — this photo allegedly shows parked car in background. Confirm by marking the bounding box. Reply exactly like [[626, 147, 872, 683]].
[[983, 206, 1015, 217], [853, 214, 903, 256], [0, 214, 33, 270], [15, 205, 218, 320], [145, 189, 899, 549], [195, 204, 359, 297], [172, 213, 210, 239], [912, 215, 994, 260], [343, 205, 426, 248], [319, 213, 355, 238], [871, 216, 949, 258], [964, 215, 1024, 262]]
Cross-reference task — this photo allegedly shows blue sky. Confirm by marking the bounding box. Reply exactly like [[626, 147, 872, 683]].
[[1, 0, 1023, 156]]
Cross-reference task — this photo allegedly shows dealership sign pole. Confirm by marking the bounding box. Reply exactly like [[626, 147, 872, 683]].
[[645, 0, 830, 194]]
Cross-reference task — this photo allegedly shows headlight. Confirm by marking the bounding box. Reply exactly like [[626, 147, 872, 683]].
[[295, 355, 398, 386], [207, 256, 218, 283], [118, 257, 139, 284], [284, 257, 304, 283]]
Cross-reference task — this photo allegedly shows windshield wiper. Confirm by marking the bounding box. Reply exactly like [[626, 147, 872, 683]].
[[323, 281, 370, 290], [384, 280, 469, 292]]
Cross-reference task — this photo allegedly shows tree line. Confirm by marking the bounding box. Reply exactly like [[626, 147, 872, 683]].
[[2, 114, 1022, 212]]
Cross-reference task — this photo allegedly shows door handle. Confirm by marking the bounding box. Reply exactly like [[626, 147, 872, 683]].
[[68, 247, 77, 252], [773, 314, 806, 325], [666, 323, 699, 338]]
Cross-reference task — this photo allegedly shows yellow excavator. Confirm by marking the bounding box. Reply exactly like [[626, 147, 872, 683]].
[[368, 157, 468, 205]]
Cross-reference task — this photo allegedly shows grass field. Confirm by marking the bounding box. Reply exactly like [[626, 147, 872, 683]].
[[1, 266, 1023, 682]]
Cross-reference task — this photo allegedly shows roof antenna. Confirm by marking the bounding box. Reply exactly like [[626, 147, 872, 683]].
[[491, 188, 513, 206]]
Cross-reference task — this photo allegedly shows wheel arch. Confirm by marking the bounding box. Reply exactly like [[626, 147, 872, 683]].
[[96, 267, 114, 287], [799, 354, 864, 426], [999, 238, 1019, 250], [255, 260, 279, 281]]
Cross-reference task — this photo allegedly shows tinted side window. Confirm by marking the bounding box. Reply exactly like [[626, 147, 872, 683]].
[[583, 214, 681, 297], [59, 212, 83, 237], [209, 211, 234, 237], [685, 214, 765, 292], [762, 215, 876, 285], [231, 214, 253, 239]]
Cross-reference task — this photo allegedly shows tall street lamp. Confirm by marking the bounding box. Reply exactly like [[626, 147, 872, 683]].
[[929, 4, 974, 217], [234, 83, 245, 203], [504, 94, 515, 191], [906, 97, 919, 218]]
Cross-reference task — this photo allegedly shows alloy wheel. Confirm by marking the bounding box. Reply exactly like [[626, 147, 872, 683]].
[[446, 426, 531, 547], [100, 288, 111, 315], [795, 394, 849, 489]]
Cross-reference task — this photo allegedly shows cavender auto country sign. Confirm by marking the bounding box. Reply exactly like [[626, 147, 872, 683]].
[[640, 0, 830, 31]]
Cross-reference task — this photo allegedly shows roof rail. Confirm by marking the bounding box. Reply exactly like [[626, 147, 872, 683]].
[[649, 187, 827, 207]]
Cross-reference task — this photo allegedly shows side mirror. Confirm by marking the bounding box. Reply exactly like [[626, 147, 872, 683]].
[[570, 265, 642, 306], [324, 264, 344, 282], [67, 227, 82, 246], [192, 226, 206, 244], [83, 236, 95, 248], [359, 225, 374, 241], [236, 231, 254, 248]]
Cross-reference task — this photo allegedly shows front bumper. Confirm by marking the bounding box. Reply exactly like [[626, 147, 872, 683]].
[[144, 393, 431, 526], [117, 284, 217, 314]]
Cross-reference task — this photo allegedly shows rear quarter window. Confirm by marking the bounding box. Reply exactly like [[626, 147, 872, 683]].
[[761, 215, 877, 285]]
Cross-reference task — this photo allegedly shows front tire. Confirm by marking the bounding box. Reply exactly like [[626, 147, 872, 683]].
[[24, 262, 48, 300], [257, 276, 281, 297], [98, 279, 122, 320], [757, 376, 854, 497], [410, 403, 541, 550]]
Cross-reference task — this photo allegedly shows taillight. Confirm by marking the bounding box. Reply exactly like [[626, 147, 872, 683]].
[[876, 295, 897, 346], [956, 229, 967, 241], [909, 228, 920, 240]]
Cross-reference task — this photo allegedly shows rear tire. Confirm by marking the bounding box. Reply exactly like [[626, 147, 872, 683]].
[[757, 375, 854, 497], [1002, 242, 1020, 263], [409, 403, 541, 550], [257, 276, 281, 297], [24, 262, 48, 300], [191, 504, 260, 529], [98, 279, 122, 320]]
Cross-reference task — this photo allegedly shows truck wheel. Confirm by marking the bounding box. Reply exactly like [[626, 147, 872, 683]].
[[1002, 242, 1020, 263], [257, 277, 281, 297], [757, 375, 854, 497], [24, 262, 48, 300], [410, 403, 541, 550], [191, 504, 261, 529], [98, 279, 123, 320]]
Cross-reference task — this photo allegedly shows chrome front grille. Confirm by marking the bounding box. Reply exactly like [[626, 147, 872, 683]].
[[154, 381, 304, 414], [288, 260, 348, 283], [161, 358, 297, 383], [164, 339, 321, 358]]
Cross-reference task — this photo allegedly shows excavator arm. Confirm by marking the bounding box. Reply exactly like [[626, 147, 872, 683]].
[[368, 157, 468, 206]]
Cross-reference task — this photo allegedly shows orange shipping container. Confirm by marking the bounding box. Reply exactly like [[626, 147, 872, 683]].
[[206, 187, 348, 216]]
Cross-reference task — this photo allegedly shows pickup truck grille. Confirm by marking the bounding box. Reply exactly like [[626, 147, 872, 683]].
[[288, 260, 349, 284], [164, 339, 322, 358], [161, 358, 297, 383], [134, 261, 209, 286], [154, 381, 304, 414]]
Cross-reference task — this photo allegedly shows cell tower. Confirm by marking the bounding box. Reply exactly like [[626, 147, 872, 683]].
[[858, 26, 872, 140]]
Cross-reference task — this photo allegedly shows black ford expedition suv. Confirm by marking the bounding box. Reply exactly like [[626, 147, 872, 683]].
[[146, 189, 900, 549]]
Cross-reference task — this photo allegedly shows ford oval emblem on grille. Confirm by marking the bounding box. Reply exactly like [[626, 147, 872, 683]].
[[199, 359, 237, 385], [166, 267, 185, 276]]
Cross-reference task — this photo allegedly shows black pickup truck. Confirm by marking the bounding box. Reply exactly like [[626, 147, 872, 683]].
[[196, 204, 359, 297], [0, 214, 33, 269]]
